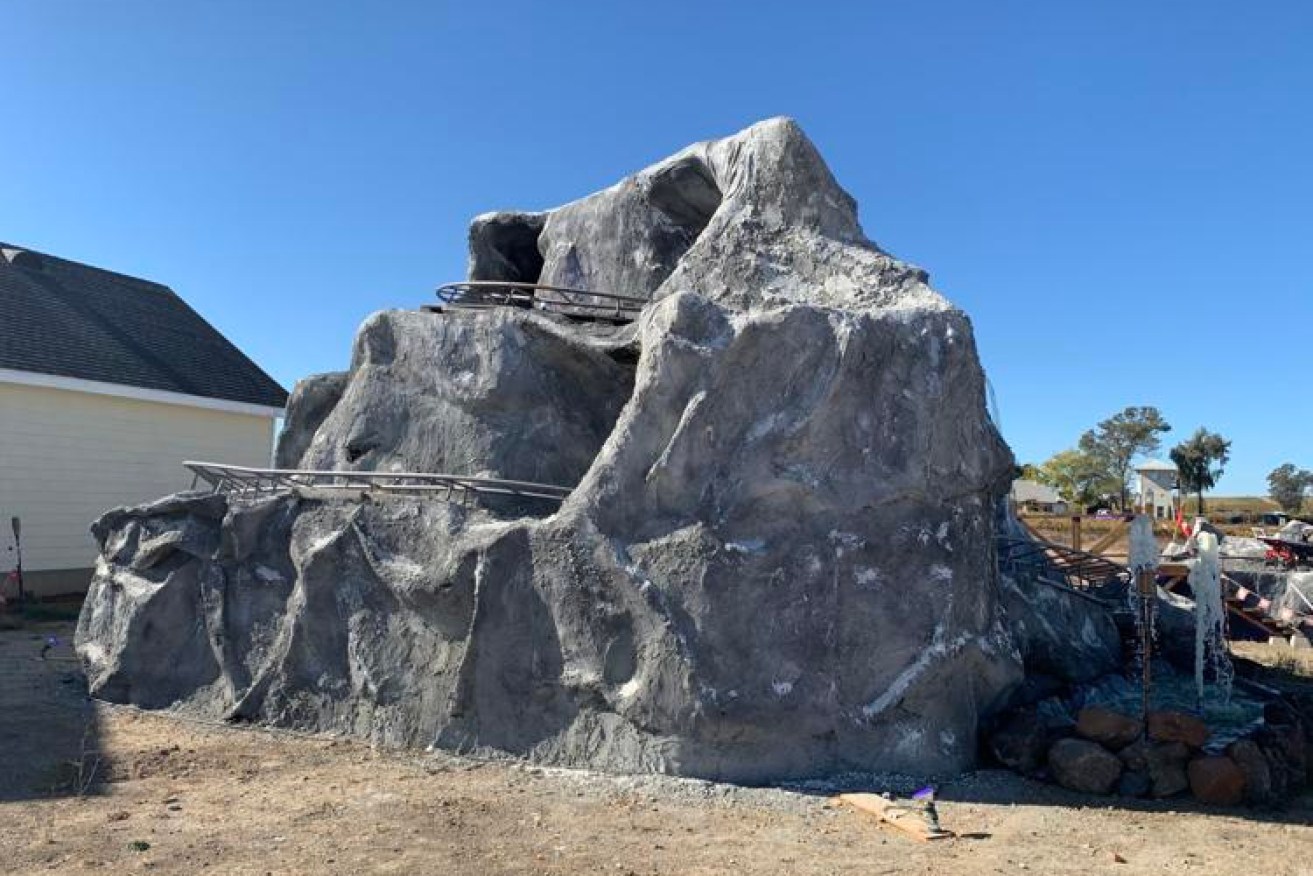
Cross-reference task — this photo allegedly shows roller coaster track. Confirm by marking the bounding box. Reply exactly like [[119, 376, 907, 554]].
[[184, 461, 572, 507], [426, 281, 647, 324]]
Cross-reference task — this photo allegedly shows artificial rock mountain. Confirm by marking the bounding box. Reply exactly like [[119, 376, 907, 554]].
[[77, 118, 1038, 781]]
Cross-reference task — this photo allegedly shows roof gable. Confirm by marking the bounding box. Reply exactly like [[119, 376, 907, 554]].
[[0, 242, 287, 409]]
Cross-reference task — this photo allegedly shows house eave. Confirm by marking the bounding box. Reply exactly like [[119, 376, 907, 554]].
[[0, 367, 284, 419]]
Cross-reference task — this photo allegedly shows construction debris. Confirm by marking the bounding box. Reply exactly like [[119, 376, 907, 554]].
[[835, 790, 953, 842]]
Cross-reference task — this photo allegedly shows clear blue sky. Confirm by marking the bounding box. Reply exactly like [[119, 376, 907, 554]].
[[3, 1, 1309, 494]]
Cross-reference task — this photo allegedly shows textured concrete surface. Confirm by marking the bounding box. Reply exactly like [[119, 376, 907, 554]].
[[78, 118, 1025, 782]]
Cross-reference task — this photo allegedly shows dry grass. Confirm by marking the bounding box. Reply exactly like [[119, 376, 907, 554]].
[[1231, 640, 1313, 679], [1178, 496, 1310, 521]]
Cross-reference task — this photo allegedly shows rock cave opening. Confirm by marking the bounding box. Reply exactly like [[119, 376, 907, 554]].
[[469, 214, 546, 284], [647, 157, 722, 247]]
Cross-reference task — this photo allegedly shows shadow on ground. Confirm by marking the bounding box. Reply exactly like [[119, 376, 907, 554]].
[[937, 768, 1313, 827], [0, 618, 107, 802]]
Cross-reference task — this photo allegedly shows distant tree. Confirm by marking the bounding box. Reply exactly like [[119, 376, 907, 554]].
[[1078, 406, 1171, 509], [1017, 462, 1043, 481], [1169, 428, 1231, 515], [1037, 448, 1119, 509], [1267, 463, 1313, 514]]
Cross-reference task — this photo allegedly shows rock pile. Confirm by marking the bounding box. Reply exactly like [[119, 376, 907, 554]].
[[990, 699, 1313, 806], [76, 119, 1028, 782]]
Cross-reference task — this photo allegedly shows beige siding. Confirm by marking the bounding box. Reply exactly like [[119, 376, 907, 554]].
[[0, 381, 276, 572]]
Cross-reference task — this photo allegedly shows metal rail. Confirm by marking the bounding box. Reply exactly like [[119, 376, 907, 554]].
[[430, 281, 647, 323], [997, 535, 1132, 608], [1158, 564, 1313, 639], [184, 461, 572, 506]]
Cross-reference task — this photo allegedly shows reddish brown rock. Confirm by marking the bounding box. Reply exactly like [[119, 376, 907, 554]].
[[1048, 738, 1122, 795], [1075, 706, 1142, 751], [1147, 710, 1209, 749], [1188, 756, 1246, 805]]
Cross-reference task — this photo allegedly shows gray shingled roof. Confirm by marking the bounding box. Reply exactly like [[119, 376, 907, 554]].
[[0, 242, 286, 409], [1012, 479, 1063, 505]]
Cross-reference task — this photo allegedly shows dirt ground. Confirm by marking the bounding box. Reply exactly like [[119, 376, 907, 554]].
[[3, 623, 1311, 876]]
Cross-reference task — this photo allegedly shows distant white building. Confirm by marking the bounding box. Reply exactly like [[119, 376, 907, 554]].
[[1011, 479, 1068, 515], [1135, 459, 1178, 519]]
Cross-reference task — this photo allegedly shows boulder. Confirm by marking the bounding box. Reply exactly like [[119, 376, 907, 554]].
[[1147, 710, 1209, 749], [297, 308, 636, 493], [274, 371, 348, 468], [76, 119, 1024, 782], [989, 710, 1049, 777], [1187, 756, 1246, 806], [1075, 706, 1142, 751], [1153, 588, 1200, 669], [994, 506, 1120, 684], [1117, 738, 1150, 772], [997, 570, 1121, 684], [1149, 760, 1190, 798], [1227, 739, 1274, 806], [1252, 722, 1308, 798], [1048, 738, 1122, 795], [1118, 769, 1150, 798], [1120, 739, 1191, 798]]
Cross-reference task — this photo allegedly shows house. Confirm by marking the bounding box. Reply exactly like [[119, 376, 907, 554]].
[[1011, 478, 1068, 515], [1135, 459, 1178, 519], [0, 242, 287, 596]]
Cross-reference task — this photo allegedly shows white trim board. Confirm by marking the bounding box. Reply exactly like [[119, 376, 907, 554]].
[[0, 368, 285, 419]]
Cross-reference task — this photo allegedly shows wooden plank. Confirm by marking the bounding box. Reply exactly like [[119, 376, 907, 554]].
[[835, 793, 953, 842], [1085, 517, 1129, 555], [1228, 606, 1283, 635]]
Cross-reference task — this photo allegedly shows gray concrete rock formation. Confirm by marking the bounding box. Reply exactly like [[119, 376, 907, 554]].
[[994, 506, 1121, 686], [998, 571, 1121, 685], [77, 118, 1024, 782], [274, 371, 348, 468], [295, 309, 635, 490]]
